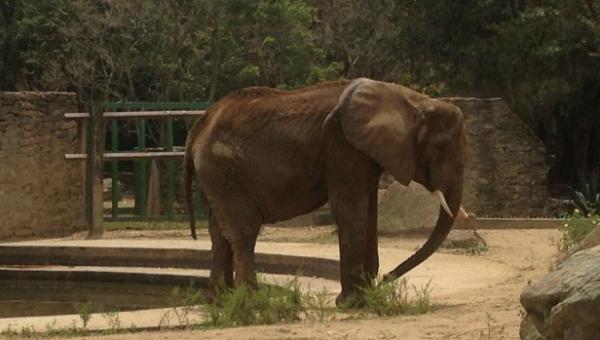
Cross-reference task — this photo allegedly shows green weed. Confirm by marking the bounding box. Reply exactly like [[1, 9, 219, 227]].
[[353, 277, 434, 316], [78, 302, 94, 330], [170, 281, 206, 328], [102, 309, 121, 334], [206, 278, 306, 327], [559, 209, 599, 251]]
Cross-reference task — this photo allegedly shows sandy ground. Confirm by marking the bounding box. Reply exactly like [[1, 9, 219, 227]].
[[2, 227, 560, 340]]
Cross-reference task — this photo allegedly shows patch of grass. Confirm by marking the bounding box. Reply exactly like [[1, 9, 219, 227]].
[[102, 309, 121, 335], [170, 282, 205, 328], [170, 276, 434, 328], [304, 287, 334, 322], [559, 209, 599, 251], [479, 312, 506, 340], [205, 278, 307, 327], [351, 277, 434, 316]]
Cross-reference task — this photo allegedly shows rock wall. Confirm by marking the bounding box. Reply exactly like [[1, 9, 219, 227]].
[[446, 98, 549, 217], [0, 92, 85, 239]]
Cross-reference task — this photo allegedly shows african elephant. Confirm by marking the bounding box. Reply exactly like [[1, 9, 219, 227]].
[[184, 78, 466, 305]]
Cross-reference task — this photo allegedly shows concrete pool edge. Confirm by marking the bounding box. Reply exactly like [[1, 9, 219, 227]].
[[0, 244, 340, 334], [0, 244, 340, 281]]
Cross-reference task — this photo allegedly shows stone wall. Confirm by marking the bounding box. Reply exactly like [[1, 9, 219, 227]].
[[446, 98, 549, 217], [0, 92, 85, 239]]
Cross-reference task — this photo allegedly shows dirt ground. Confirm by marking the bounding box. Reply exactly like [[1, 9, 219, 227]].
[[74, 226, 560, 340]]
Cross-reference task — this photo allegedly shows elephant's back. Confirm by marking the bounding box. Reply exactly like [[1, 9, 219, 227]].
[[193, 80, 350, 222]]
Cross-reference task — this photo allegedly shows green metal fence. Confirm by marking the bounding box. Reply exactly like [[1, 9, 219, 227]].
[[66, 101, 210, 226], [104, 101, 209, 221]]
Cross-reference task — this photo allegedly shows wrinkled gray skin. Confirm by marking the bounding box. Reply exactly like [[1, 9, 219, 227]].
[[184, 78, 466, 306]]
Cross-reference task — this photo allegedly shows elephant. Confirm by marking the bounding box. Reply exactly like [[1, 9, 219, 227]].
[[184, 77, 466, 306]]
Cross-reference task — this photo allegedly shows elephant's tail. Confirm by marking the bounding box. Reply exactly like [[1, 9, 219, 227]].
[[184, 115, 206, 240]]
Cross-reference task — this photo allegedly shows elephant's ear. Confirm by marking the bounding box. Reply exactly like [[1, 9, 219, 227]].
[[325, 78, 420, 185]]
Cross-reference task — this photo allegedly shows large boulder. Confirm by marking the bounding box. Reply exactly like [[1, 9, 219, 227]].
[[378, 181, 439, 233], [377, 181, 477, 233], [441, 229, 487, 254], [520, 245, 600, 340]]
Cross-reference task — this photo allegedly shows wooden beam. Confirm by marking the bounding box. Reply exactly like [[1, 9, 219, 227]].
[[66, 151, 185, 160], [87, 102, 105, 239], [64, 110, 205, 119]]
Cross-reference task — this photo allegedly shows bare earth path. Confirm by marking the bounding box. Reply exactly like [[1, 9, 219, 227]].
[[68, 227, 558, 340]]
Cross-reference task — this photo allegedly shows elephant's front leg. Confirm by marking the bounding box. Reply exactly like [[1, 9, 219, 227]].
[[336, 217, 368, 306], [328, 162, 381, 306], [364, 175, 380, 279]]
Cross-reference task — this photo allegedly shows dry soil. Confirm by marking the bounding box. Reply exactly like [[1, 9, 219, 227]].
[[74, 226, 560, 340]]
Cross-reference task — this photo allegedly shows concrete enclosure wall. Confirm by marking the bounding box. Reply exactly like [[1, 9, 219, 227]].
[[0, 92, 85, 239]]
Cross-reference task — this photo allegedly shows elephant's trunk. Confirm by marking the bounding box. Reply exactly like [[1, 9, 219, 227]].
[[383, 180, 462, 281]]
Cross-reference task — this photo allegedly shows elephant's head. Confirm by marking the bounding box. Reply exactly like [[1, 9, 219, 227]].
[[325, 78, 466, 280]]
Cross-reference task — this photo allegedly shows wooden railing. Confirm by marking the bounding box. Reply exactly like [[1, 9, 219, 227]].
[[64, 102, 208, 238]]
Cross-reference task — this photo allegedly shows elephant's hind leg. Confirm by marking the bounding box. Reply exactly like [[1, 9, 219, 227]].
[[211, 201, 262, 289], [208, 211, 234, 291]]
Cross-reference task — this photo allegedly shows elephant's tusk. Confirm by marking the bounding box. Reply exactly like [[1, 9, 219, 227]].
[[433, 190, 454, 218]]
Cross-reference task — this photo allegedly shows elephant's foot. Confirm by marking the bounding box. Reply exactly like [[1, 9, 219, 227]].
[[203, 289, 218, 304], [204, 277, 234, 304], [335, 290, 366, 308]]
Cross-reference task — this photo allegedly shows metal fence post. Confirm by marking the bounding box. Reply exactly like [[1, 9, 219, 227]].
[[110, 117, 119, 219], [135, 117, 147, 217]]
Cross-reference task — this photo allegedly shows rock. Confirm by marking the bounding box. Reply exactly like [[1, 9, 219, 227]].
[[452, 206, 478, 230], [441, 229, 487, 251], [520, 245, 600, 340], [377, 181, 477, 233], [520, 315, 544, 340], [377, 181, 439, 233]]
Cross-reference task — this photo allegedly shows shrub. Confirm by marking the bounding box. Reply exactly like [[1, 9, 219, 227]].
[[353, 277, 433, 316], [569, 169, 600, 216], [559, 209, 599, 251], [206, 279, 306, 327]]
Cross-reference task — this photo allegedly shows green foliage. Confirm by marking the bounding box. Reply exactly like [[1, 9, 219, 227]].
[[171, 283, 206, 306], [569, 170, 600, 216], [205, 279, 306, 327], [78, 302, 94, 330], [2, 0, 599, 183], [354, 277, 433, 316], [559, 209, 599, 251]]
